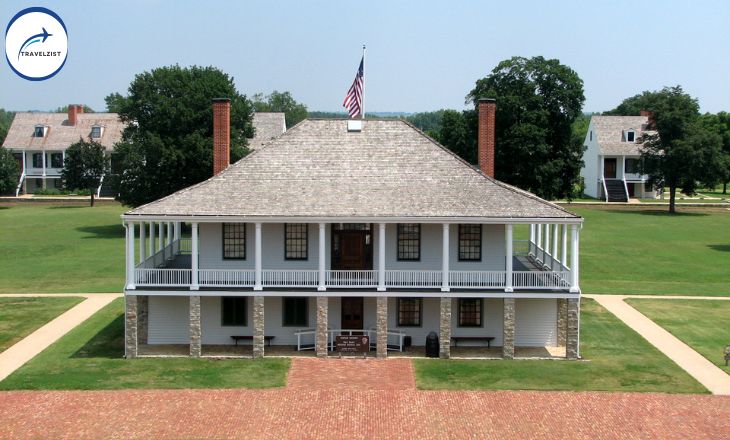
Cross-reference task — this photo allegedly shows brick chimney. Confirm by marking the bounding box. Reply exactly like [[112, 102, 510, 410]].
[[478, 98, 496, 178], [640, 109, 655, 129], [68, 104, 83, 126], [212, 98, 231, 175]]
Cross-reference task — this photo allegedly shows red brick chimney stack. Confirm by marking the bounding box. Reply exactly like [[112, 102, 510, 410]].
[[212, 98, 231, 176], [477, 98, 496, 178], [68, 104, 83, 126]]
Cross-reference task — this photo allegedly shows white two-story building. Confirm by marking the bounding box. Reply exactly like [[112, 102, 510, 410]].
[[581, 113, 659, 201], [121, 99, 583, 360], [2, 105, 124, 196]]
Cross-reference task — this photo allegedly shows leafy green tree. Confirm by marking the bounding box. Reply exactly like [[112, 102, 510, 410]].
[[252, 91, 308, 128], [603, 91, 659, 116], [698, 112, 730, 193], [466, 56, 586, 200], [435, 109, 477, 163], [406, 110, 447, 133], [0, 148, 20, 194], [54, 105, 94, 113], [108, 65, 254, 207], [62, 138, 109, 206], [0, 109, 15, 146], [636, 86, 725, 213]]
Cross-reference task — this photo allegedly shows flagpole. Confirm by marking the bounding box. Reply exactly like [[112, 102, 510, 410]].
[[361, 44, 366, 120]]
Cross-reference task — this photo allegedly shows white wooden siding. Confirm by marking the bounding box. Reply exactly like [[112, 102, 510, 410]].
[[148, 296, 190, 344], [581, 121, 600, 198], [515, 298, 557, 346]]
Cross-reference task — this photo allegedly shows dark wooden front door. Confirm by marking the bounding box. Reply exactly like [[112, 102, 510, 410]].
[[331, 224, 373, 270], [339, 233, 365, 270], [341, 297, 364, 330], [627, 182, 635, 197], [604, 158, 617, 178]]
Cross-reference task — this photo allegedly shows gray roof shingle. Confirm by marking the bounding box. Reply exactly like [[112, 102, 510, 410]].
[[127, 119, 579, 220], [2, 112, 124, 150], [591, 115, 653, 156], [249, 112, 286, 149]]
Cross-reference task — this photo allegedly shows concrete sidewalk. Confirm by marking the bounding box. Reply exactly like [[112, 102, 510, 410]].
[[588, 294, 730, 395], [0, 294, 121, 382]]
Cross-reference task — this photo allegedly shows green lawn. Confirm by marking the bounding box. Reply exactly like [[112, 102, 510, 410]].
[[0, 298, 290, 390], [0, 204, 127, 293], [414, 298, 707, 393], [0, 297, 83, 352], [570, 207, 730, 296], [626, 299, 730, 372]]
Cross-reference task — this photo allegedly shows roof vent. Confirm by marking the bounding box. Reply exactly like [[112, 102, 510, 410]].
[[347, 120, 362, 132]]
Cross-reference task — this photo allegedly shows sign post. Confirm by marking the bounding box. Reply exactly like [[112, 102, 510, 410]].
[[336, 335, 369, 358]]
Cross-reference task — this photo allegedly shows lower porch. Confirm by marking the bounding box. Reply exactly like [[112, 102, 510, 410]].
[[125, 295, 580, 360]]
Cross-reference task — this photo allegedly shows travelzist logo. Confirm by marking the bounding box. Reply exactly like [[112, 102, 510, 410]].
[[5, 7, 68, 81]]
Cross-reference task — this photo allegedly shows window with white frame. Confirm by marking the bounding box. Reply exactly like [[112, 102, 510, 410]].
[[33, 125, 45, 137], [50, 153, 63, 168], [625, 130, 635, 142], [32, 153, 43, 168], [90, 125, 103, 139]]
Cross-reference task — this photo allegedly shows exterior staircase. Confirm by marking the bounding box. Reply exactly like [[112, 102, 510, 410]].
[[604, 179, 628, 202]]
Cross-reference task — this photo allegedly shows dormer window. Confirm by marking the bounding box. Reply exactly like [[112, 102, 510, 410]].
[[625, 130, 635, 142], [90, 125, 103, 139], [33, 125, 46, 137]]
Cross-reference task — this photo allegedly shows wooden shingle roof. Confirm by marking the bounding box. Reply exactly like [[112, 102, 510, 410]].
[[2, 112, 124, 150], [126, 119, 580, 221], [591, 115, 651, 156]]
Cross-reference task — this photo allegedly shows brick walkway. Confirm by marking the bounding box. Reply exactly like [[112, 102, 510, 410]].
[[287, 358, 416, 390], [1, 388, 728, 439]]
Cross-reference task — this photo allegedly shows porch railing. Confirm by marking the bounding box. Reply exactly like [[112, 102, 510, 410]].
[[385, 270, 441, 288], [262, 269, 318, 287], [133, 267, 572, 290], [199, 269, 255, 287], [325, 270, 378, 288], [135, 268, 191, 286]]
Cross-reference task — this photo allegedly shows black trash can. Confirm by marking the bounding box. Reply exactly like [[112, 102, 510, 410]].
[[425, 331, 439, 358]]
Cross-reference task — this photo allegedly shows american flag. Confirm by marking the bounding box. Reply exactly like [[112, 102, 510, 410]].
[[342, 56, 364, 118]]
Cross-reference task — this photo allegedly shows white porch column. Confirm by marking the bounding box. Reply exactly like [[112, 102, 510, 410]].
[[167, 222, 173, 246], [536, 223, 543, 262], [41, 151, 47, 189], [149, 222, 155, 257], [529, 224, 535, 255], [378, 223, 386, 291], [552, 224, 560, 270], [318, 223, 326, 291], [125, 223, 136, 290], [254, 222, 262, 290], [174, 222, 180, 241], [570, 224, 580, 292], [505, 224, 513, 292], [190, 222, 199, 290], [441, 223, 450, 292], [561, 224, 568, 269], [157, 222, 163, 252], [139, 221, 146, 263], [544, 223, 551, 259]]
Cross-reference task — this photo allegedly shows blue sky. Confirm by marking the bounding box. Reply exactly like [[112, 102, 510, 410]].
[[1, 0, 729, 113]]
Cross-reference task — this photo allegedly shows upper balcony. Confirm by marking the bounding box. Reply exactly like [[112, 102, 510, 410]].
[[123, 222, 579, 294]]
